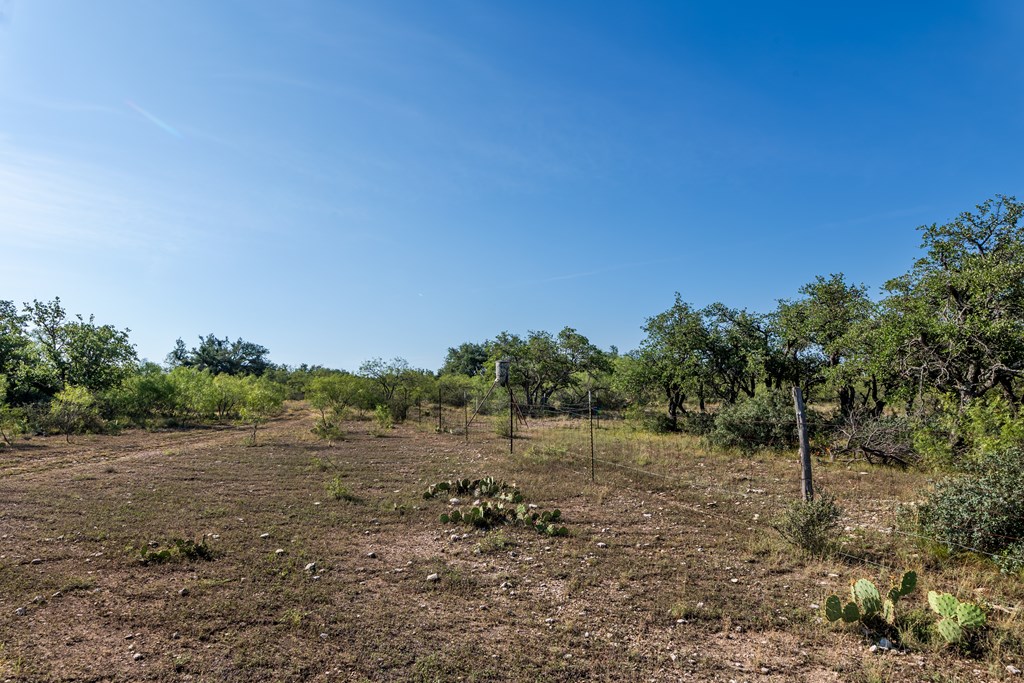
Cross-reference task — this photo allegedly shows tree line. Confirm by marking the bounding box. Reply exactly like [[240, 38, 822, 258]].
[[2, 195, 1021, 467]]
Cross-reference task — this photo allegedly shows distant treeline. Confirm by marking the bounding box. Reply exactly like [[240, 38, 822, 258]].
[[3, 195, 1023, 469]]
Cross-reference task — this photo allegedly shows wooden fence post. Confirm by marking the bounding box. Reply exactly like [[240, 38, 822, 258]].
[[792, 386, 814, 501]]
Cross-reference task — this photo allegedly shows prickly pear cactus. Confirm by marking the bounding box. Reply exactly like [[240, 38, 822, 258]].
[[841, 601, 860, 623], [955, 601, 986, 629], [937, 617, 964, 644], [824, 595, 842, 622], [882, 599, 896, 625], [894, 570, 917, 598], [928, 591, 959, 619], [852, 579, 882, 617]]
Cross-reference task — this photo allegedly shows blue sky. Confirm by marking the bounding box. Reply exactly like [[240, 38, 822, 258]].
[[2, 1, 1022, 371]]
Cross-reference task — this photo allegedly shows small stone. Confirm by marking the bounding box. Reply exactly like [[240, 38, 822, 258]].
[[319, 633, 329, 640], [304, 562, 317, 572], [275, 548, 285, 556], [14, 607, 26, 616], [426, 573, 440, 582], [1008, 665, 1022, 676], [260, 533, 270, 539], [30, 558, 42, 565], [596, 542, 608, 549], [868, 645, 878, 653], [171, 632, 180, 639], [545, 618, 555, 624], [760, 667, 770, 674], [32, 595, 44, 604], [730, 578, 739, 584], [133, 653, 144, 661], [178, 588, 189, 597], [124, 633, 134, 640], [51, 591, 63, 599], [810, 603, 820, 610], [449, 498, 461, 505], [366, 552, 377, 559]]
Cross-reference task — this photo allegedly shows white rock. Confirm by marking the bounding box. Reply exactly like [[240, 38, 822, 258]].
[[304, 562, 317, 572], [260, 533, 270, 539], [133, 653, 144, 661], [1008, 665, 1022, 676], [596, 542, 608, 549], [427, 573, 440, 582], [275, 548, 285, 556], [449, 498, 461, 505]]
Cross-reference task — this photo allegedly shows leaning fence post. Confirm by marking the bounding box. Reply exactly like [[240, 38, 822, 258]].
[[589, 390, 595, 483], [792, 386, 814, 501]]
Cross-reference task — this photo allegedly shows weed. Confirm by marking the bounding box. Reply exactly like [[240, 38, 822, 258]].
[[136, 538, 214, 565], [327, 475, 357, 501], [772, 493, 843, 556], [371, 405, 393, 436]]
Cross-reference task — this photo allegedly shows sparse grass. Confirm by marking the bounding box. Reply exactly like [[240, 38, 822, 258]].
[[1, 408, 1022, 681], [326, 474, 357, 501]]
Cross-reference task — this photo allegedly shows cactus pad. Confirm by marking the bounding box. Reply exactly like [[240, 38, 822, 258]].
[[841, 601, 860, 623], [956, 602, 986, 629], [894, 571, 916, 597], [928, 591, 959, 618], [852, 579, 882, 616], [824, 595, 843, 622], [937, 617, 963, 644], [882, 599, 895, 624]]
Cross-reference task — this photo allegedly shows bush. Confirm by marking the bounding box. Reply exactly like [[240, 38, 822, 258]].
[[372, 404, 393, 436], [623, 406, 676, 434], [772, 493, 843, 556], [706, 389, 802, 452], [678, 411, 716, 436], [918, 447, 1024, 556]]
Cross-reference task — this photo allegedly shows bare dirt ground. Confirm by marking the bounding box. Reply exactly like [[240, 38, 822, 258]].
[[0, 406, 1021, 682]]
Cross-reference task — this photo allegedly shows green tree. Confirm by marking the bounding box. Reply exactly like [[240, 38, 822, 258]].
[[880, 196, 1024, 408], [489, 328, 610, 413], [168, 334, 271, 376], [624, 295, 710, 428], [0, 375, 25, 447], [23, 298, 137, 394], [440, 342, 490, 377], [50, 385, 99, 442], [239, 377, 285, 445], [774, 274, 877, 415]]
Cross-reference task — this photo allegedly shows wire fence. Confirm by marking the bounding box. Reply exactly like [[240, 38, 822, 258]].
[[425, 388, 1024, 575]]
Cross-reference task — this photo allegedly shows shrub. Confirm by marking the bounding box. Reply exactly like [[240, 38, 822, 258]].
[[623, 406, 675, 434], [706, 389, 802, 452], [372, 404, 393, 436], [917, 447, 1024, 556], [678, 411, 716, 436], [772, 493, 843, 556], [327, 475, 356, 501]]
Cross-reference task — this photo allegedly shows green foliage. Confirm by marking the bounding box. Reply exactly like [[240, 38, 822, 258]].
[[372, 404, 393, 435], [917, 447, 1024, 556], [168, 334, 270, 376], [881, 196, 1024, 408], [823, 571, 917, 628], [23, 298, 137, 394], [423, 476, 522, 503], [427, 476, 565, 536], [311, 419, 346, 444], [927, 591, 987, 645], [49, 385, 99, 442], [0, 375, 26, 447], [488, 327, 611, 414], [772, 493, 843, 556], [239, 376, 285, 444], [137, 538, 214, 565], [327, 475, 356, 501], [706, 388, 801, 452]]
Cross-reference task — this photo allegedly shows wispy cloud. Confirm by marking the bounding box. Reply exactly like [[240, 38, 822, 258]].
[[125, 99, 184, 139], [0, 145, 194, 252]]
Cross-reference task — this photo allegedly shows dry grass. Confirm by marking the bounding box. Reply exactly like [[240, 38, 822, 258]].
[[0, 406, 1021, 681]]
